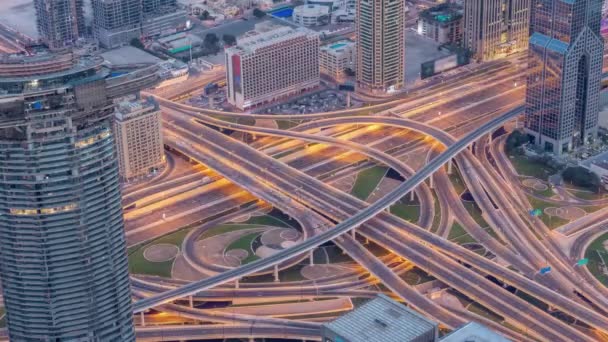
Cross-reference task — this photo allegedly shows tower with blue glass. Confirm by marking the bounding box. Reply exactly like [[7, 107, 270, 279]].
[[525, 0, 604, 154]]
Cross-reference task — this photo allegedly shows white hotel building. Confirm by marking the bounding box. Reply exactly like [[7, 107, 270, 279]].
[[225, 23, 320, 110], [320, 40, 356, 81]]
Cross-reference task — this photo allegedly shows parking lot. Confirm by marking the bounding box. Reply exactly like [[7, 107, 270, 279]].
[[185, 86, 228, 111], [254, 89, 361, 114]]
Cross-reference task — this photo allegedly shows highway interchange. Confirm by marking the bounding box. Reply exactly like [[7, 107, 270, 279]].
[[115, 54, 608, 341], [4, 52, 608, 341]]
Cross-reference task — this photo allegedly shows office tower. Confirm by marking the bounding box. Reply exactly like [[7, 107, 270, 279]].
[[113, 98, 166, 180], [463, 0, 530, 61], [225, 23, 320, 110], [34, 0, 85, 50], [355, 0, 405, 95], [322, 294, 439, 342], [92, 0, 142, 48], [524, 0, 604, 154], [0, 52, 135, 341]]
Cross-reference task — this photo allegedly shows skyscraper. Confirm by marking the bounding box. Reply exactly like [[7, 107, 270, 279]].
[[355, 0, 405, 95], [0, 52, 135, 341], [524, 0, 604, 154], [142, 0, 177, 12], [34, 0, 85, 50], [463, 0, 530, 61], [92, 0, 143, 48]]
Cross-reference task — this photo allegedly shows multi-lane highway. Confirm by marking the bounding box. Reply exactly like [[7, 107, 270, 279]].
[[157, 105, 608, 340], [97, 52, 608, 341]]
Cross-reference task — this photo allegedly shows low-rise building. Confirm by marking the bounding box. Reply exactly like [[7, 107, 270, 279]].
[[417, 3, 463, 45], [112, 98, 165, 180], [581, 150, 608, 189], [320, 40, 355, 81], [441, 322, 510, 342], [225, 23, 320, 110], [322, 294, 439, 342], [293, 4, 331, 27]]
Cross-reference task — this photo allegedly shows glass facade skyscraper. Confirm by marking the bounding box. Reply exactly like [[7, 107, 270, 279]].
[[463, 0, 530, 61], [0, 52, 135, 341], [524, 0, 604, 154]]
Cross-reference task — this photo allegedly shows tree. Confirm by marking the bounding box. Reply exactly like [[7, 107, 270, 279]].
[[562, 166, 602, 191], [253, 8, 266, 18], [199, 10, 211, 21], [204, 33, 219, 47], [505, 129, 529, 154], [130, 38, 145, 50], [203, 33, 220, 54], [222, 34, 236, 46]]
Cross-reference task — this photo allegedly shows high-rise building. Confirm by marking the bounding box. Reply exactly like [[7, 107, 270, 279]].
[[524, 0, 604, 154], [92, 0, 142, 48], [34, 0, 85, 50], [225, 23, 320, 110], [0, 52, 135, 341], [113, 98, 166, 180], [143, 0, 177, 13], [355, 0, 405, 95], [463, 0, 530, 61], [418, 3, 464, 45]]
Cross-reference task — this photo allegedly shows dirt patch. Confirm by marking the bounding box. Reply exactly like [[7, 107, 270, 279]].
[[522, 178, 548, 191], [224, 249, 248, 267], [367, 178, 401, 203], [331, 174, 356, 193], [544, 206, 585, 220], [261, 228, 300, 246], [301, 264, 353, 280]]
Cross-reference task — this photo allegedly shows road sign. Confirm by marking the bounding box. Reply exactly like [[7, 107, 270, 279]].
[[577, 258, 589, 266], [529, 209, 542, 217], [539, 266, 552, 275]]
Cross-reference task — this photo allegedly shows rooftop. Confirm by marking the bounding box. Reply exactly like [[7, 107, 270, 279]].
[[320, 40, 355, 55], [115, 97, 159, 121], [226, 23, 317, 55], [293, 4, 330, 16], [440, 322, 510, 342], [324, 294, 438, 342], [0, 53, 105, 85], [101, 46, 162, 67], [420, 3, 463, 24]]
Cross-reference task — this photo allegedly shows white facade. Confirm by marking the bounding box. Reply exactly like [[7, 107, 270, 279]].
[[293, 5, 330, 26], [113, 99, 166, 180], [225, 24, 320, 110], [320, 40, 355, 81]]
